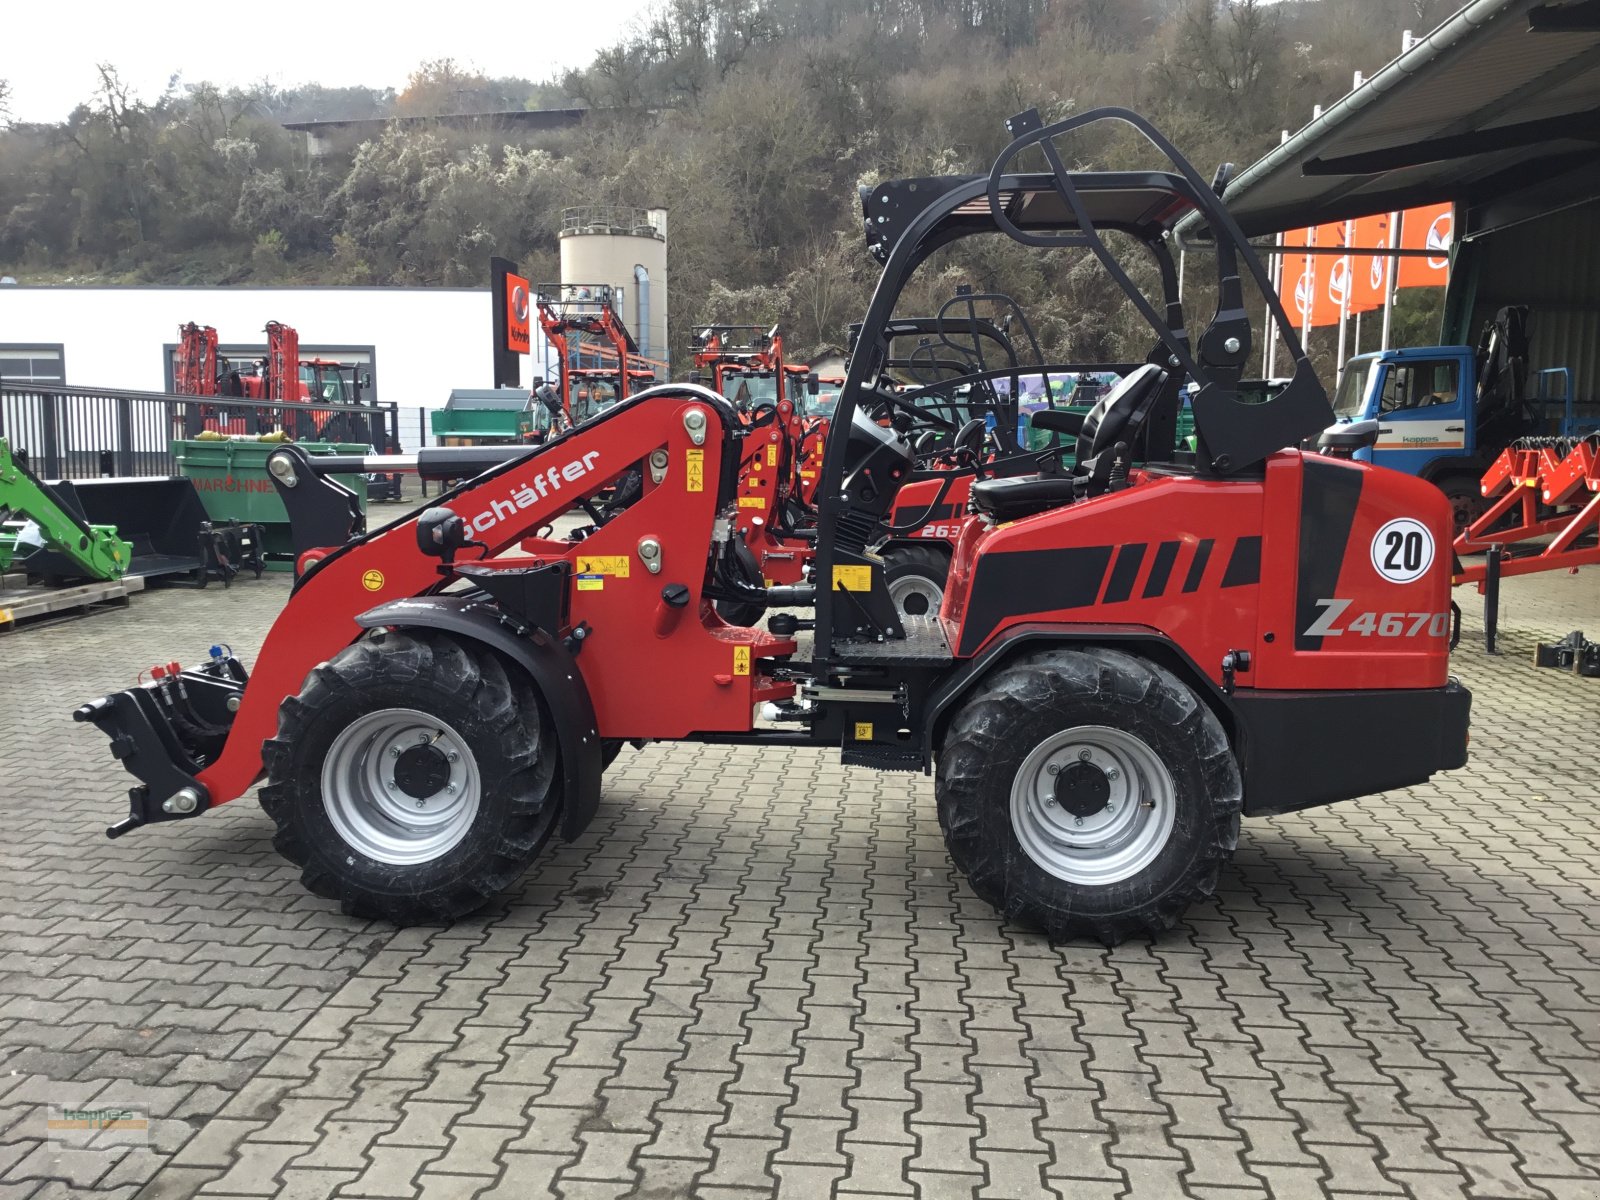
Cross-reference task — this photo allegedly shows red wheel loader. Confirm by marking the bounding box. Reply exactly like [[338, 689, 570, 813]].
[[534, 284, 656, 433], [76, 108, 1470, 943], [689, 326, 822, 610]]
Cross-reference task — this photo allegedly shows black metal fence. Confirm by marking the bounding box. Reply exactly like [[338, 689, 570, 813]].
[[0, 382, 401, 480]]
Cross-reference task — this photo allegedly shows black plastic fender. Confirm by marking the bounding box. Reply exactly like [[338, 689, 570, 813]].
[[923, 623, 1235, 771], [355, 595, 604, 840]]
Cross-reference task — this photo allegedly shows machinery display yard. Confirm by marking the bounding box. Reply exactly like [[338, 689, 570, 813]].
[[0, 568, 1593, 1200]]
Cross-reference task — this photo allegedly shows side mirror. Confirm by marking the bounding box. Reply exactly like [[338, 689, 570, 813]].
[[362, 372, 373, 388], [1317, 419, 1380, 458], [807, 372, 820, 396], [536, 384, 561, 416], [688, 370, 703, 386], [416, 506, 471, 560]]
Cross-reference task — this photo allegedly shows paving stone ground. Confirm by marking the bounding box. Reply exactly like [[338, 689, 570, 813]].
[[0, 567, 1595, 1199]]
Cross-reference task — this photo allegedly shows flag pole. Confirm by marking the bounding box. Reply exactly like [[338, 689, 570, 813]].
[[1301, 227, 1314, 349], [1381, 210, 1401, 350], [1335, 219, 1352, 384], [1265, 230, 1282, 379]]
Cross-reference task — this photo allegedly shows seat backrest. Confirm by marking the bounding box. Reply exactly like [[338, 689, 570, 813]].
[[1076, 363, 1168, 463]]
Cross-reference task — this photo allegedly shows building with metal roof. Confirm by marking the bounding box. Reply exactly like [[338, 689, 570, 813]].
[[1177, 0, 1600, 393]]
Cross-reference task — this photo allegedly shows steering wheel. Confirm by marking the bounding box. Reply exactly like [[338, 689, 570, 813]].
[[864, 385, 960, 433], [747, 403, 781, 429], [952, 417, 990, 478]]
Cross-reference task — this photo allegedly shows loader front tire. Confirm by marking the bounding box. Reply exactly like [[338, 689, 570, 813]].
[[260, 631, 560, 925], [936, 647, 1240, 944]]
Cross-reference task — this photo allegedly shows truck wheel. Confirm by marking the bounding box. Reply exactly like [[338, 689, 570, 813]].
[[936, 647, 1241, 944], [260, 631, 560, 924], [1439, 476, 1485, 538], [884, 544, 951, 621]]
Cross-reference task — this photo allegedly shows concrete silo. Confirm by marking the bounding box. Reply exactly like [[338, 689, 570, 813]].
[[558, 206, 669, 372]]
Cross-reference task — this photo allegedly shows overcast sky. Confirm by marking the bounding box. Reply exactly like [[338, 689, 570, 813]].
[[5, 0, 657, 123]]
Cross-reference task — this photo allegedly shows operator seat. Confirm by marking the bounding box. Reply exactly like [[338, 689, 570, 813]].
[[967, 363, 1169, 523]]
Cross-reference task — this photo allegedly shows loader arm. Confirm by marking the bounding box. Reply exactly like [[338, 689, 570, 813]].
[[79, 385, 797, 829], [0, 437, 131, 580]]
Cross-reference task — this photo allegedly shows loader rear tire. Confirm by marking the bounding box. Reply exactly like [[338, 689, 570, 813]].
[[260, 631, 560, 925], [883, 543, 951, 622], [936, 647, 1240, 944]]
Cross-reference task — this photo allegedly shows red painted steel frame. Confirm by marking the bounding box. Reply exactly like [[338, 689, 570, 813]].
[[1454, 441, 1600, 586], [536, 294, 648, 424], [195, 392, 797, 809], [732, 397, 813, 585]]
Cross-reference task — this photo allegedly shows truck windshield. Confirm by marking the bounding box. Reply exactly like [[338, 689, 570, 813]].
[[1331, 359, 1376, 419]]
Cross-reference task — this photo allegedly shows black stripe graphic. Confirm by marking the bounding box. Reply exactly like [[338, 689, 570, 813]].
[[1295, 458, 1365, 650], [1143, 541, 1181, 598], [1221, 536, 1262, 588], [1102, 543, 1147, 604], [958, 545, 1114, 656], [1182, 539, 1215, 592]]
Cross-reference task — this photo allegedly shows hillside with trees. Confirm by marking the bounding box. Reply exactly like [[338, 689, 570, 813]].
[[0, 0, 1457, 370]]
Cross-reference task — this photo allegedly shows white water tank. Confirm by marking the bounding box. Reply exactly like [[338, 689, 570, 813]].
[[558, 206, 669, 370]]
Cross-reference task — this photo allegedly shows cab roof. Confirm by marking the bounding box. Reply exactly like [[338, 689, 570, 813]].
[[861, 172, 1199, 262]]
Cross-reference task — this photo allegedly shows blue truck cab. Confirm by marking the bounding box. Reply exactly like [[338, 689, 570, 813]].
[[1328, 341, 1598, 531]]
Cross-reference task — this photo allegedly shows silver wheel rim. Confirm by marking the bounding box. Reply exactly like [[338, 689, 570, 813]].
[[321, 708, 481, 866], [1009, 724, 1177, 886], [888, 570, 943, 620]]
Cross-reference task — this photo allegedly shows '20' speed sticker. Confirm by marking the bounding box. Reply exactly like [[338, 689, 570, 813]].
[[1370, 518, 1435, 584]]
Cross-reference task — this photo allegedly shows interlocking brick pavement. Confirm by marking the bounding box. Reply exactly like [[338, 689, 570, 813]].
[[0, 568, 1595, 1198]]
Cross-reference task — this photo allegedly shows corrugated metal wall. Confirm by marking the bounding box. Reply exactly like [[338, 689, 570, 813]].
[[1467, 199, 1600, 400]]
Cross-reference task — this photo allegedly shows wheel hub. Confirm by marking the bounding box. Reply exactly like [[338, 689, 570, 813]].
[[321, 709, 481, 866], [1009, 725, 1177, 887], [887, 573, 943, 620], [1054, 760, 1110, 818], [394, 744, 451, 799]]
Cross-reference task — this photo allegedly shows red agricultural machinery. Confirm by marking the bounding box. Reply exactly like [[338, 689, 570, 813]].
[[688, 326, 824, 607], [174, 320, 370, 439], [534, 285, 657, 433], [77, 107, 1470, 943], [866, 297, 1179, 624], [1452, 432, 1600, 652]]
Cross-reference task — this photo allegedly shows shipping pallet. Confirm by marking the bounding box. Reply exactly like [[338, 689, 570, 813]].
[[0, 575, 146, 634]]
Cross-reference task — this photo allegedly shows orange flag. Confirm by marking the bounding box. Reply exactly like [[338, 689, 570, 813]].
[[1397, 203, 1453, 289], [1349, 213, 1394, 311], [1281, 227, 1318, 329], [1308, 222, 1352, 327]]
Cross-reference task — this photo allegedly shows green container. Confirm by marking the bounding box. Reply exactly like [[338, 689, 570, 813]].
[[173, 439, 370, 569]]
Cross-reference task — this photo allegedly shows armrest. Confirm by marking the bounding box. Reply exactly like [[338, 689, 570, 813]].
[[1030, 409, 1085, 436]]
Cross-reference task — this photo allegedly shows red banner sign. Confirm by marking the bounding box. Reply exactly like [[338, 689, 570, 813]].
[[505, 273, 531, 354]]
